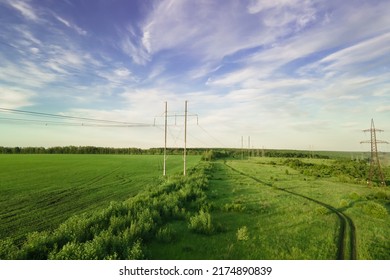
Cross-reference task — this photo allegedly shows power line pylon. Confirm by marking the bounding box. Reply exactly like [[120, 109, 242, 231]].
[[360, 119, 388, 186], [158, 101, 198, 176]]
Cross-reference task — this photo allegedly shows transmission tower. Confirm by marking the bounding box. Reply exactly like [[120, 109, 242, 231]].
[[360, 119, 388, 186]]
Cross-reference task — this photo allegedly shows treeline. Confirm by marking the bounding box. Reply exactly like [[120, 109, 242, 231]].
[[284, 158, 369, 183], [0, 146, 203, 155], [264, 150, 329, 159], [0, 146, 335, 159], [0, 163, 216, 259]]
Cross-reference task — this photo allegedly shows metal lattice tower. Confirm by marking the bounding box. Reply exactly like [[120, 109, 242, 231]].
[[360, 119, 388, 186]]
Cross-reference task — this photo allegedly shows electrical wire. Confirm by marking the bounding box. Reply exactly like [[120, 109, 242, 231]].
[[0, 107, 151, 126], [167, 125, 184, 148], [187, 131, 210, 147], [197, 124, 226, 147], [0, 117, 154, 127]]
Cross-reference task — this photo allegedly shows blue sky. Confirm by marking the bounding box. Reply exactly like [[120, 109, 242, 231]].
[[0, 0, 389, 151]]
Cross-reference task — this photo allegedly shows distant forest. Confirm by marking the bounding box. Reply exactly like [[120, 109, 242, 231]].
[[0, 146, 333, 159]]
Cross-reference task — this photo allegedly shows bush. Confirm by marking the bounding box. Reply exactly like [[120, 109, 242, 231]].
[[362, 201, 388, 219], [156, 225, 176, 243], [223, 202, 245, 212], [129, 208, 158, 240], [348, 192, 363, 201], [339, 199, 349, 208], [127, 239, 144, 259], [20, 231, 55, 259], [236, 226, 249, 241], [188, 210, 213, 235], [368, 191, 390, 201], [0, 238, 19, 259], [49, 242, 84, 260]]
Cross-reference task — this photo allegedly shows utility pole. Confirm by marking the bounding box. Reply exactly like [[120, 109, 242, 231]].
[[183, 100, 188, 176], [248, 136, 251, 158], [241, 136, 244, 160], [156, 101, 197, 177], [361, 118, 388, 186], [163, 101, 167, 176]]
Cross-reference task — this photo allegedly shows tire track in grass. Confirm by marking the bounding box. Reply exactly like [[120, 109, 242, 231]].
[[223, 161, 357, 260]]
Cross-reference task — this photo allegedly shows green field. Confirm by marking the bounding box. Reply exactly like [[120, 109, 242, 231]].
[[149, 157, 390, 260], [0, 154, 200, 242], [0, 154, 389, 260]]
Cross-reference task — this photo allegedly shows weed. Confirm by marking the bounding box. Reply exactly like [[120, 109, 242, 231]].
[[236, 226, 249, 241], [223, 202, 245, 212], [156, 225, 176, 243], [339, 199, 349, 208]]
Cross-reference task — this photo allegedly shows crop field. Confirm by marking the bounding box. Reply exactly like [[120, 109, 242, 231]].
[[0, 154, 200, 242], [0, 153, 389, 260]]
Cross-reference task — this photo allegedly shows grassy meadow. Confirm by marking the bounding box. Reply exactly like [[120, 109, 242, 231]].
[[0, 153, 389, 260], [222, 158, 390, 259], [149, 157, 390, 260]]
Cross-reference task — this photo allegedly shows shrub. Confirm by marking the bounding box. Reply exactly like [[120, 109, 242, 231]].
[[109, 215, 127, 235], [156, 225, 176, 243], [362, 201, 388, 219], [0, 238, 19, 259], [348, 192, 362, 201], [127, 239, 144, 259], [55, 215, 94, 244], [339, 199, 349, 208], [188, 210, 213, 235], [223, 202, 245, 212], [49, 242, 84, 260], [236, 226, 249, 241], [20, 231, 55, 260], [368, 191, 390, 201]]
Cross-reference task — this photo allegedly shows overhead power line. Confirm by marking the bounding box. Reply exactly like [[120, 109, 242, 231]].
[[0, 107, 152, 126], [0, 117, 152, 127], [197, 124, 226, 147]]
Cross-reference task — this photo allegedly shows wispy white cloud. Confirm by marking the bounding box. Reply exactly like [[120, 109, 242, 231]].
[[288, 120, 331, 132], [376, 105, 390, 113], [372, 87, 390, 97], [114, 67, 131, 78], [119, 25, 150, 65], [248, 0, 317, 30], [0, 59, 58, 88], [0, 86, 35, 108], [206, 67, 260, 87], [3, 0, 40, 22], [13, 25, 42, 46], [337, 95, 360, 100], [97, 66, 139, 87], [299, 32, 390, 77], [53, 14, 87, 36], [147, 63, 166, 81], [135, 0, 319, 69]]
